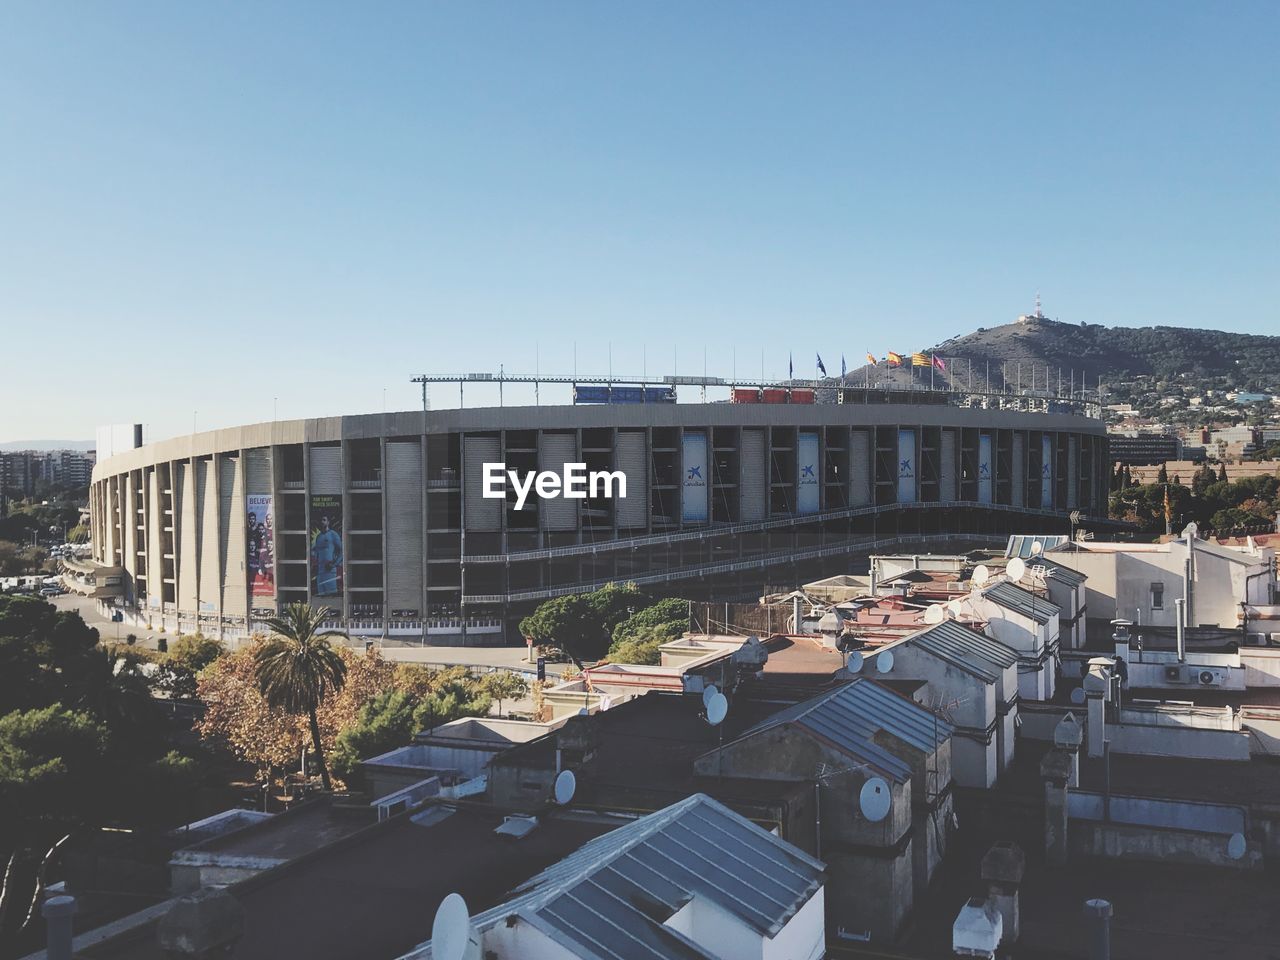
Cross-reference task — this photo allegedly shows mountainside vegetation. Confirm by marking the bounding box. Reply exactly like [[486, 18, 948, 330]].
[[843, 315, 1280, 394]]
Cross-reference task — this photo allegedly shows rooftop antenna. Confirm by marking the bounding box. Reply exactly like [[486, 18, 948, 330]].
[[859, 776, 892, 823], [815, 760, 870, 786], [432, 893, 480, 960], [552, 769, 577, 806]]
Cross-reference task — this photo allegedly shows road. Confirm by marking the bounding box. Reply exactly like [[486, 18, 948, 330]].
[[49, 594, 538, 670]]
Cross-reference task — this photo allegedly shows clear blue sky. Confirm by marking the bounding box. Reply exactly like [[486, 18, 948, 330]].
[[2, 2, 1276, 443]]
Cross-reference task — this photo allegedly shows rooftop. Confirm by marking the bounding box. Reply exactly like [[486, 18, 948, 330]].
[[739, 678, 953, 783], [402, 794, 824, 960], [170, 797, 373, 866], [983, 581, 1059, 624], [898, 620, 1018, 683], [76, 805, 620, 960]]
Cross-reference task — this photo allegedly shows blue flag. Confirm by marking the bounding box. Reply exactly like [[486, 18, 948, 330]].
[[841, 354, 847, 379], [816, 353, 827, 377]]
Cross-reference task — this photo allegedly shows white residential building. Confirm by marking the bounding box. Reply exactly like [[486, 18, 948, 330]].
[[875, 620, 1020, 789], [1064, 534, 1275, 636]]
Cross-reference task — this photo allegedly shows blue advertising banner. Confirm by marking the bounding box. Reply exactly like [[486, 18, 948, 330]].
[[797, 432, 820, 514], [896, 428, 917, 503], [681, 432, 709, 523]]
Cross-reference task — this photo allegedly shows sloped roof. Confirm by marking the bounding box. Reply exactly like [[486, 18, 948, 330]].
[[408, 794, 824, 960], [983, 581, 1059, 625], [910, 620, 1018, 682], [741, 678, 951, 783], [1037, 557, 1087, 586]]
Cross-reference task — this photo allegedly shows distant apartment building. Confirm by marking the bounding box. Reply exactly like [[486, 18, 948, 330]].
[[1108, 432, 1183, 465], [0, 449, 96, 495], [1208, 426, 1259, 459]]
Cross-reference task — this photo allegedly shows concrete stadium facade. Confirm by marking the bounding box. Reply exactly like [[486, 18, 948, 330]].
[[89, 395, 1109, 642]]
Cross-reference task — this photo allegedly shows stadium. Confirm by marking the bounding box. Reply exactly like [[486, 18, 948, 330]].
[[86, 380, 1110, 642]]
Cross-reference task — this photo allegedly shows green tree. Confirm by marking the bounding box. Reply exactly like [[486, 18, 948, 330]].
[[478, 671, 528, 714], [0, 704, 108, 827], [330, 690, 419, 783], [605, 624, 675, 666], [1218, 464, 1229, 483], [254, 603, 348, 791], [1157, 463, 1169, 484], [157, 634, 225, 698], [520, 594, 608, 663], [65, 524, 90, 544], [610, 597, 687, 647]]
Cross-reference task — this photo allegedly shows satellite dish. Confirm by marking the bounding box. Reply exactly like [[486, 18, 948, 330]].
[[577, 707, 590, 716], [859, 777, 891, 822], [1007, 557, 1027, 582], [432, 893, 479, 960], [702, 684, 719, 708], [1030, 539, 1044, 556], [972, 565, 990, 588], [946, 599, 964, 616], [847, 651, 864, 674], [924, 604, 945, 624], [1228, 832, 1247, 860], [876, 650, 895, 673], [706, 692, 728, 726], [1070, 687, 1086, 705], [553, 769, 576, 806]]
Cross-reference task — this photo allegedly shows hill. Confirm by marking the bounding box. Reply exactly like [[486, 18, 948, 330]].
[[841, 316, 1280, 393]]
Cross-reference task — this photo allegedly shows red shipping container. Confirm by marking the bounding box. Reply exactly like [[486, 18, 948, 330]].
[[731, 388, 761, 403], [762, 388, 788, 404], [789, 389, 815, 404]]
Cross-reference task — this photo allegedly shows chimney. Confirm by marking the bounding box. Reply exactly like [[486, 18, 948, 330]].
[[42, 895, 76, 960], [981, 842, 1026, 945], [1082, 658, 1113, 759], [1084, 898, 1113, 960]]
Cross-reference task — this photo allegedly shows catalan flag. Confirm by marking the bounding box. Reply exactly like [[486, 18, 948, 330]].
[[866, 352, 877, 365], [911, 352, 930, 367], [887, 351, 903, 367]]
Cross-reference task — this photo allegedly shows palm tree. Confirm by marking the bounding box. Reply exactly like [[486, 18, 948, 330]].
[[254, 603, 347, 790]]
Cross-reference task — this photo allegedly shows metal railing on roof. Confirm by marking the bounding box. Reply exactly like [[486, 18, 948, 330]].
[[465, 532, 1008, 604], [465, 501, 1103, 564]]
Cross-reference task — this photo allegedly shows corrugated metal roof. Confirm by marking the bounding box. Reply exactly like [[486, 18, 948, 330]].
[[417, 794, 824, 960], [742, 678, 951, 783], [1005, 534, 1069, 559], [1038, 557, 1087, 586], [984, 581, 1059, 624], [911, 620, 1018, 681]]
